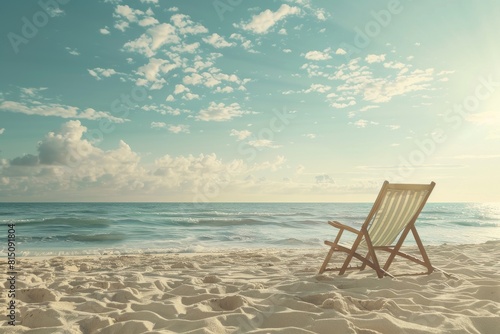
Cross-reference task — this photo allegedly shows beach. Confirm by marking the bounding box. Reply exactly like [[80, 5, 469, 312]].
[[3, 240, 499, 333]]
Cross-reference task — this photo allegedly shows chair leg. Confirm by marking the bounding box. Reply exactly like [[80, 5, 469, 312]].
[[360, 252, 370, 271], [319, 247, 335, 274], [411, 226, 434, 273]]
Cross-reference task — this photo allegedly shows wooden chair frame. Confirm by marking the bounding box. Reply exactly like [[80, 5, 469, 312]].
[[319, 181, 449, 278]]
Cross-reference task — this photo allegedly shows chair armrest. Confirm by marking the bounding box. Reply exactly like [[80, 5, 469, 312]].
[[328, 221, 360, 234]]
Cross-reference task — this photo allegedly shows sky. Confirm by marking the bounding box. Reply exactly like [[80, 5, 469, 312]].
[[0, 0, 499, 202]]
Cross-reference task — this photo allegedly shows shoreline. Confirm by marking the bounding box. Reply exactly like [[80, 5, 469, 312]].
[[12, 238, 500, 259], [2, 240, 499, 333]]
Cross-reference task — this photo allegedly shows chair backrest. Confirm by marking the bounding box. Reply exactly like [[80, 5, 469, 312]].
[[363, 181, 435, 247]]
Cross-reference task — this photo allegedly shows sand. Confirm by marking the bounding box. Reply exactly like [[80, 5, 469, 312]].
[[2, 241, 499, 333]]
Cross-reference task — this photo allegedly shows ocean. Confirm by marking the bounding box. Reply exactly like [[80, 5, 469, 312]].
[[1, 202, 499, 257]]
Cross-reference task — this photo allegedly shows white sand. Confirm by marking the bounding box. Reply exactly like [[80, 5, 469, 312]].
[[2, 241, 499, 333]]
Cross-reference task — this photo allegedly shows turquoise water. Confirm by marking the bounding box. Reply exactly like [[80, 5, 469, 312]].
[[1, 202, 499, 256]]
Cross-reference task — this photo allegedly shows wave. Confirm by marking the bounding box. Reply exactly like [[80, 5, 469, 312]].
[[13, 217, 112, 227], [452, 221, 500, 228], [68, 233, 127, 242]]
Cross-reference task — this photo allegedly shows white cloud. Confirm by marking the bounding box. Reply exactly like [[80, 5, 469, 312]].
[[238, 4, 301, 34], [140, 0, 158, 3], [360, 105, 380, 112], [171, 42, 200, 54], [138, 16, 159, 27], [229, 33, 257, 52], [0, 128, 4, 135], [315, 9, 327, 21], [100, 26, 111, 35], [197, 102, 248, 121], [46, 6, 65, 17], [335, 48, 347, 55], [304, 83, 331, 93], [0, 98, 125, 123], [151, 122, 190, 134], [174, 84, 189, 95], [65, 47, 80, 56], [283, 48, 292, 53], [141, 104, 188, 115], [215, 86, 234, 93], [182, 92, 200, 100], [365, 54, 386, 63], [304, 48, 331, 60], [87, 68, 118, 80], [136, 57, 177, 89], [353, 119, 378, 128], [278, 28, 287, 35], [166, 95, 175, 102], [203, 33, 233, 48], [124, 23, 179, 57], [303, 133, 316, 139], [331, 100, 356, 109], [230, 129, 252, 141], [20, 87, 47, 98], [170, 14, 208, 35], [384, 61, 406, 69], [248, 139, 281, 149], [114, 21, 129, 31], [2, 124, 295, 200], [386, 124, 401, 130], [114, 5, 143, 23]]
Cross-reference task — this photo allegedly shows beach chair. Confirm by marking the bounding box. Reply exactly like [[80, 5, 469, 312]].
[[319, 181, 445, 278]]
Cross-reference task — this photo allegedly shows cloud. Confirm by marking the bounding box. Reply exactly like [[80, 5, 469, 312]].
[[138, 16, 159, 27], [238, 4, 300, 34], [136, 57, 178, 89], [174, 84, 189, 95], [383, 61, 406, 70], [230, 129, 252, 141], [315, 174, 334, 184], [100, 26, 111, 35], [65, 47, 80, 56], [141, 104, 188, 115], [0, 99, 125, 123], [10, 154, 39, 166], [171, 42, 200, 54], [1, 123, 295, 200], [303, 133, 316, 139], [248, 139, 281, 148], [0, 128, 4, 135], [360, 105, 379, 112], [304, 83, 331, 93], [151, 122, 190, 133], [335, 48, 347, 55], [170, 14, 208, 35], [196, 102, 248, 121], [304, 48, 331, 60], [365, 54, 386, 63], [182, 92, 200, 100], [352, 119, 378, 128], [37, 121, 98, 165], [20, 87, 47, 98], [203, 33, 233, 48], [88, 67, 118, 80], [124, 23, 179, 57]]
